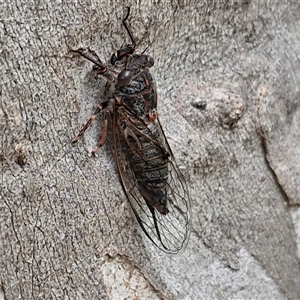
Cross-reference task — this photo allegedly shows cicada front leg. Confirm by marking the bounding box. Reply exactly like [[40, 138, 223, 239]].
[[70, 48, 118, 152]]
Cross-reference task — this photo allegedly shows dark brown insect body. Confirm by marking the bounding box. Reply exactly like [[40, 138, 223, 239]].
[[71, 7, 190, 253]]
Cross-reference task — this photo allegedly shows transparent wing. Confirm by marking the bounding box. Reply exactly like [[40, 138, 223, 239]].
[[112, 111, 191, 254]]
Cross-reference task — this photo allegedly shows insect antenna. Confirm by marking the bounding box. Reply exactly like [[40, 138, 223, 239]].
[[141, 39, 156, 55], [123, 6, 136, 47]]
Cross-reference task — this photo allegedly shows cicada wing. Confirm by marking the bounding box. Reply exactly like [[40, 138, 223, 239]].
[[112, 110, 191, 254]]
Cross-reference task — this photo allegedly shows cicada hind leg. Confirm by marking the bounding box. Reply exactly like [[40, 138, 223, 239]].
[[72, 101, 113, 154]]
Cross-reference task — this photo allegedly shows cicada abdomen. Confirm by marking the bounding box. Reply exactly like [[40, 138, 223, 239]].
[[71, 7, 190, 253]]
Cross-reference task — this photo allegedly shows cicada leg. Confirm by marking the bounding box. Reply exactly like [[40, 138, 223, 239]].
[[72, 101, 109, 145], [92, 112, 110, 154]]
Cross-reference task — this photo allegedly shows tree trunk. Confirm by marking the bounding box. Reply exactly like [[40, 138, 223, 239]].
[[1, 1, 300, 299]]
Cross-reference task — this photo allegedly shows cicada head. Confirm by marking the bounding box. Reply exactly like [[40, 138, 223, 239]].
[[116, 54, 154, 87], [110, 44, 135, 66]]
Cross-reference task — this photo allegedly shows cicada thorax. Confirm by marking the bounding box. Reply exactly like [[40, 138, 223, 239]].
[[116, 72, 157, 115]]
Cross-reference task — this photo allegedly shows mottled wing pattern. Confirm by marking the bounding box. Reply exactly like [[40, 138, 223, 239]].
[[112, 109, 191, 254]]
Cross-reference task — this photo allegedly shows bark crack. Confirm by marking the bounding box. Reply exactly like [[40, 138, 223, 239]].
[[256, 126, 300, 208]]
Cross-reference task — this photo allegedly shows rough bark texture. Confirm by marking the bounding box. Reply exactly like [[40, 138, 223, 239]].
[[1, 0, 300, 299]]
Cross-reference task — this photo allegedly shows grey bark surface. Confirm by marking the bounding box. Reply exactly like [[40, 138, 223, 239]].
[[1, 0, 300, 299]]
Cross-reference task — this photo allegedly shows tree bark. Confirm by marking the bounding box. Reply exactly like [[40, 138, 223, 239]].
[[1, 0, 300, 299]]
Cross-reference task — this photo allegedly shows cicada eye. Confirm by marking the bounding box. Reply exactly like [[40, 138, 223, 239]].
[[138, 55, 154, 68], [111, 53, 118, 66], [146, 56, 154, 67], [117, 69, 132, 86]]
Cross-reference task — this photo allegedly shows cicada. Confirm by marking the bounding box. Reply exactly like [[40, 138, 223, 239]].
[[71, 7, 190, 253]]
